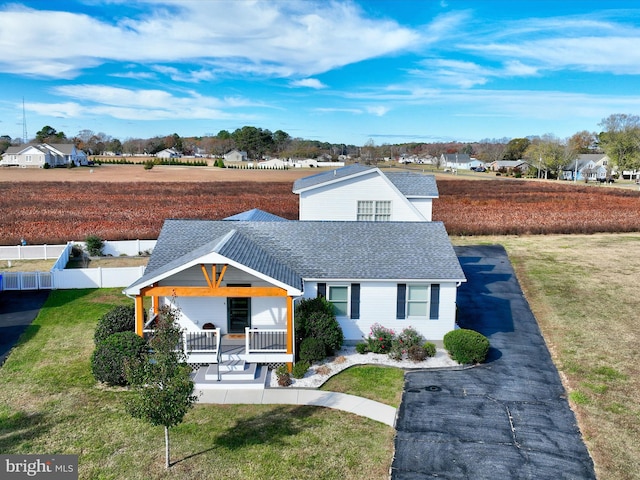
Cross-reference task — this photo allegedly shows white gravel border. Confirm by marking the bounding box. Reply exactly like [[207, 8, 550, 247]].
[[268, 346, 459, 388]]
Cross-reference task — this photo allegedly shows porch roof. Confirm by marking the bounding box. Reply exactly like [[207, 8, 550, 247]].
[[125, 219, 466, 294]]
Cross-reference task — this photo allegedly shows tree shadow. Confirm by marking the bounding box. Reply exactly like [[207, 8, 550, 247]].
[[172, 405, 314, 466], [0, 411, 52, 452]]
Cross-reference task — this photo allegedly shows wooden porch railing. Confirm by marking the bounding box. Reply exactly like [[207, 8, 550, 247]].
[[245, 327, 287, 353]]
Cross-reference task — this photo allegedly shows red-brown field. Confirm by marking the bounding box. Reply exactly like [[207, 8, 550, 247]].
[[1, 166, 640, 244], [435, 179, 640, 236]]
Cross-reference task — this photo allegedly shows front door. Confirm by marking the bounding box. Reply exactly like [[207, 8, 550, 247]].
[[227, 292, 251, 334]]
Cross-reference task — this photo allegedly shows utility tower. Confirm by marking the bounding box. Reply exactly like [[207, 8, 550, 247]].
[[22, 97, 28, 144]]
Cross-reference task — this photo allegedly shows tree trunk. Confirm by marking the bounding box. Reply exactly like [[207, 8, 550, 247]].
[[165, 426, 170, 468]]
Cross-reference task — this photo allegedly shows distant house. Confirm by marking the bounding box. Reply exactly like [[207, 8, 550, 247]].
[[224, 149, 248, 162], [292, 164, 438, 222], [441, 153, 472, 170], [487, 160, 530, 173], [562, 154, 610, 181], [156, 148, 181, 159], [0, 143, 88, 168]]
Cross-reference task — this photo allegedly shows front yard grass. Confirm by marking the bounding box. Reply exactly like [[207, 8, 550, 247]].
[[0, 289, 394, 480], [320, 366, 405, 407], [452, 233, 640, 480]]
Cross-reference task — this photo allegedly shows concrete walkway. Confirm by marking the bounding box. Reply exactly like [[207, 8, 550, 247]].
[[196, 387, 398, 427]]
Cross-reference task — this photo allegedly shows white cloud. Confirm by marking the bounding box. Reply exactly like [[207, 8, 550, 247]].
[[46, 84, 257, 120], [0, 1, 422, 79], [366, 106, 390, 116], [290, 78, 327, 89]]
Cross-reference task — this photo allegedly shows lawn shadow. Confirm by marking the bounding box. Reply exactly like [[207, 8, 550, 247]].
[[0, 411, 52, 452], [172, 405, 314, 466]]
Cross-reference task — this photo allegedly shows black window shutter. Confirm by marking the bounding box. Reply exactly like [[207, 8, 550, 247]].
[[317, 283, 326, 298], [430, 284, 440, 320], [396, 284, 406, 319], [350, 283, 360, 319]]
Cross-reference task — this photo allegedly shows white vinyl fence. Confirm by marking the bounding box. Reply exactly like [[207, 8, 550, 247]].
[[0, 240, 155, 291]]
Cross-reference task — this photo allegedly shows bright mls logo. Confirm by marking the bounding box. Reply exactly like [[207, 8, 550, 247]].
[[1, 455, 78, 479]]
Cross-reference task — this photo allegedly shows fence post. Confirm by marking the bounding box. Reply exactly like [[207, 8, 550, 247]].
[[44, 244, 48, 260]]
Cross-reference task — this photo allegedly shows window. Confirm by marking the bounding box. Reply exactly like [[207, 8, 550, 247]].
[[398, 284, 440, 320], [357, 200, 391, 221], [26, 155, 32, 162], [328, 286, 348, 316], [407, 285, 428, 317]]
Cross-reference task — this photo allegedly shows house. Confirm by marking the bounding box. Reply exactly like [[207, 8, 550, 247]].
[[123, 218, 466, 368], [562, 154, 610, 181], [441, 153, 472, 170], [156, 148, 181, 159], [487, 160, 530, 173], [0, 143, 88, 168], [292, 164, 438, 222], [224, 149, 248, 162]]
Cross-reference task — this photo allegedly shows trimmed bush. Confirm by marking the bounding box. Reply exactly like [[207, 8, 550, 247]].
[[355, 342, 369, 354], [423, 342, 437, 358], [443, 329, 490, 364], [292, 360, 310, 379], [91, 331, 148, 386], [94, 304, 136, 344], [299, 337, 326, 363], [295, 297, 343, 359]]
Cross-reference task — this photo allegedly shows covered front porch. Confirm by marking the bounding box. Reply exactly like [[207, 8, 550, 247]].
[[130, 261, 301, 373]]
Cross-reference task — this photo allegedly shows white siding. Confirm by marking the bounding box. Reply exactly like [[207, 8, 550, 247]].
[[408, 198, 433, 222], [299, 172, 424, 221], [303, 280, 458, 342]]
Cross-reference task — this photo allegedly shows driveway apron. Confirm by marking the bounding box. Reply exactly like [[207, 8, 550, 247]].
[[391, 245, 596, 479], [0, 290, 50, 366]]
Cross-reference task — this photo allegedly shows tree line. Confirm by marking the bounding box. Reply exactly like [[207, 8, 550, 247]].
[[1, 114, 640, 174]]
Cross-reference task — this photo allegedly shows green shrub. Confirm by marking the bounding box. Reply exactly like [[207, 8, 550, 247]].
[[355, 342, 369, 354], [397, 326, 424, 350], [299, 337, 326, 363], [85, 234, 104, 256], [408, 344, 427, 362], [42, 162, 50, 169], [366, 323, 394, 354], [94, 304, 136, 344], [443, 329, 490, 364], [275, 364, 291, 387], [91, 331, 148, 386], [423, 342, 437, 358], [292, 360, 310, 379], [295, 297, 343, 357]]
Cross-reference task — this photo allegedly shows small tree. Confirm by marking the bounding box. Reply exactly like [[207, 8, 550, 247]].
[[85, 235, 104, 256], [126, 305, 197, 468]]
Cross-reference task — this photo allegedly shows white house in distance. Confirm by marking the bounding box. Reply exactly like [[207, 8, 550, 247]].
[[292, 164, 439, 221], [124, 165, 465, 387], [156, 148, 181, 159], [1, 143, 88, 168], [224, 149, 248, 162]]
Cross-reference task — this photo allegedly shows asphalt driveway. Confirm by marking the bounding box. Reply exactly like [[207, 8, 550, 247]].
[[391, 245, 596, 479], [0, 290, 50, 366]]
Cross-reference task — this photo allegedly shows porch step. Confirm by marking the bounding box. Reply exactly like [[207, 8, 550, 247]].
[[193, 364, 268, 390], [204, 361, 257, 381]]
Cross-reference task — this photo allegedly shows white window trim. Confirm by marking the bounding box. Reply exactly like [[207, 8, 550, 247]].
[[357, 200, 392, 221]]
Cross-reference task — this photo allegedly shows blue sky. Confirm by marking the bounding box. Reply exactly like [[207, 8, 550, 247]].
[[1, 0, 640, 146]]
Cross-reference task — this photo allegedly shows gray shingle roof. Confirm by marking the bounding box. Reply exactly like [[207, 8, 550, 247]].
[[292, 164, 371, 191], [292, 164, 438, 198], [385, 171, 438, 197], [127, 220, 465, 292], [224, 208, 289, 222]]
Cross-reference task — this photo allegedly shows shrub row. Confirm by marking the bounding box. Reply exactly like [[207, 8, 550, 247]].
[[358, 324, 437, 362]]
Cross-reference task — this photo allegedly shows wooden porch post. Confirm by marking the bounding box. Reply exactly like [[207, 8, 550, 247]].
[[286, 296, 294, 372], [151, 295, 159, 316], [134, 295, 145, 337]]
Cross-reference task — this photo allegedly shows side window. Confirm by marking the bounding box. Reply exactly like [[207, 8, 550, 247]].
[[328, 285, 348, 316], [429, 284, 440, 320], [407, 285, 428, 317]]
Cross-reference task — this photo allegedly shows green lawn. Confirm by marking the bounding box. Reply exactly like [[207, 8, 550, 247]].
[[0, 289, 394, 480]]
